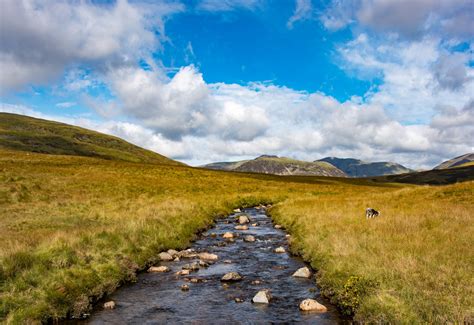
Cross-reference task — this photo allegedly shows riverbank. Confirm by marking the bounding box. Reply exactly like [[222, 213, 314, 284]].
[[1, 150, 473, 323]]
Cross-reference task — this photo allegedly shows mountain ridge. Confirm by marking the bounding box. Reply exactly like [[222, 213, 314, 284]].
[[317, 157, 413, 177]]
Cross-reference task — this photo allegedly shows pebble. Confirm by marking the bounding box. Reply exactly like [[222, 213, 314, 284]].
[[252, 289, 271, 304], [221, 272, 243, 282], [244, 235, 256, 242], [234, 225, 249, 230], [103, 301, 116, 309], [223, 232, 234, 239], [274, 246, 286, 253], [180, 284, 189, 291], [274, 224, 282, 229], [299, 299, 327, 312], [147, 266, 170, 273]]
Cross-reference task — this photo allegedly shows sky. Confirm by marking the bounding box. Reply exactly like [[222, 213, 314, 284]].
[[0, 0, 473, 169]]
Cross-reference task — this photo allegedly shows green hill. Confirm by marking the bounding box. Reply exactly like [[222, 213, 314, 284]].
[[202, 155, 347, 177], [0, 113, 182, 165], [318, 157, 413, 177]]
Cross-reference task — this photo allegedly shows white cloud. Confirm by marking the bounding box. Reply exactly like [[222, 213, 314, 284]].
[[196, 0, 262, 12], [287, 0, 313, 29], [56, 102, 76, 108], [321, 0, 474, 40], [0, 0, 183, 94]]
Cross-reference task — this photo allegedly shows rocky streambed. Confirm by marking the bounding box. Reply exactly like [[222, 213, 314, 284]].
[[84, 207, 341, 324]]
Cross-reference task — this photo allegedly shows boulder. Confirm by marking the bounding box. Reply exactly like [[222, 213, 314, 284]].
[[299, 299, 327, 312], [244, 235, 256, 242], [274, 246, 286, 253], [199, 252, 219, 261], [238, 215, 250, 224], [292, 267, 311, 278], [103, 301, 116, 309], [252, 289, 271, 304], [176, 270, 190, 276], [221, 272, 243, 282], [182, 262, 200, 271], [235, 225, 249, 230], [148, 266, 170, 273], [159, 252, 173, 261], [223, 232, 234, 239], [167, 249, 178, 257]]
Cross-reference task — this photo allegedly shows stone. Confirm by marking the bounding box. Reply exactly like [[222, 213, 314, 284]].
[[299, 299, 327, 312], [252, 289, 272, 304], [173, 257, 180, 262], [251, 280, 262, 285], [234, 297, 243, 303], [234, 225, 249, 230], [182, 262, 200, 271], [223, 260, 232, 264], [233, 208, 241, 213], [244, 235, 256, 242], [181, 284, 189, 291], [167, 249, 179, 257], [223, 232, 234, 239], [199, 252, 219, 261], [238, 215, 250, 224], [176, 270, 190, 276], [285, 234, 291, 238], [210, 233, 217, 238], [221, 272, 243, 282], [190, 278, 205, 283], [147, 266, 170, 273], [274, 246, 286, 253], [103, 301, 116, 309], [292, 267, 311, 278], [251, 223, 258, 227], [158, 252, 173, 261], [274, 224, 282, 229], [199, 260, 209, 268]]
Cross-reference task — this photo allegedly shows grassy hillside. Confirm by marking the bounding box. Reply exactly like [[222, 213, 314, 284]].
[[203, 155, 347, 177], [372, 165, 474, 185], [434, 153, 474, 170], [0, 113, 182, 165], [318, 157, 413, 177], [1, 149, 472, 323]]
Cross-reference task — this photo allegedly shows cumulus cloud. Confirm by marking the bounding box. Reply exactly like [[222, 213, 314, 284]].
[[321, 0, 474, 40], [287, 0, 313, 29], [0, 0, 183, 94]]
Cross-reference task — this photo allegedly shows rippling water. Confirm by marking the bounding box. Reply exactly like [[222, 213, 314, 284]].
[[83, 208, 341, 324]]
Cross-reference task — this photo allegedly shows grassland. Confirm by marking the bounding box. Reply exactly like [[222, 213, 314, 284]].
[[1, 149, 473, 323]]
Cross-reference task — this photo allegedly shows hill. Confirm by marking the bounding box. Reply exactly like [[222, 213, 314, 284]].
[[0, 113, 182, 165], [318, 157, 413, 177], [202, 155, 347, 177], [371, 165, 474, 185], [434, 153, 474, 169]]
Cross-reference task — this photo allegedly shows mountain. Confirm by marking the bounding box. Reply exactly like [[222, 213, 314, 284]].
[[433, 153, 474, 170], [201, 160, 250, 171], [0, 113, 182, 165], [202, 155, 347, 177], [317, 157, 413, 177]]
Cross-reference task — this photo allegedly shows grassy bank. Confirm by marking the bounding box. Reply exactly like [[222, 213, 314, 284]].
[[270, 182, 474, 323], [1, 149, 473, 323]]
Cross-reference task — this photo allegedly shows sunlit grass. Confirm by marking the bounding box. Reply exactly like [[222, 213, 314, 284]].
[[0, 149, 472, 323]]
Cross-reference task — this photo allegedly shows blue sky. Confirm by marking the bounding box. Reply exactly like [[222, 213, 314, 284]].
[[0, 0, 473, 168]]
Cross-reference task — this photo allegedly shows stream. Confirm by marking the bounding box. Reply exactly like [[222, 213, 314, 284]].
[[84, 207, 341, 324]]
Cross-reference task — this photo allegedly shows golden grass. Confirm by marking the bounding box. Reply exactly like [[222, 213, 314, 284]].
[[0, 149, 472, 323]]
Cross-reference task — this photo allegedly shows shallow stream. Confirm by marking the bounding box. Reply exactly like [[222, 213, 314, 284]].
[[85, 207, 341, 324]]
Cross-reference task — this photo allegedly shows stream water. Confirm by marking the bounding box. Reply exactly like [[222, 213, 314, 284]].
[[85, 207, 341, 324]]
